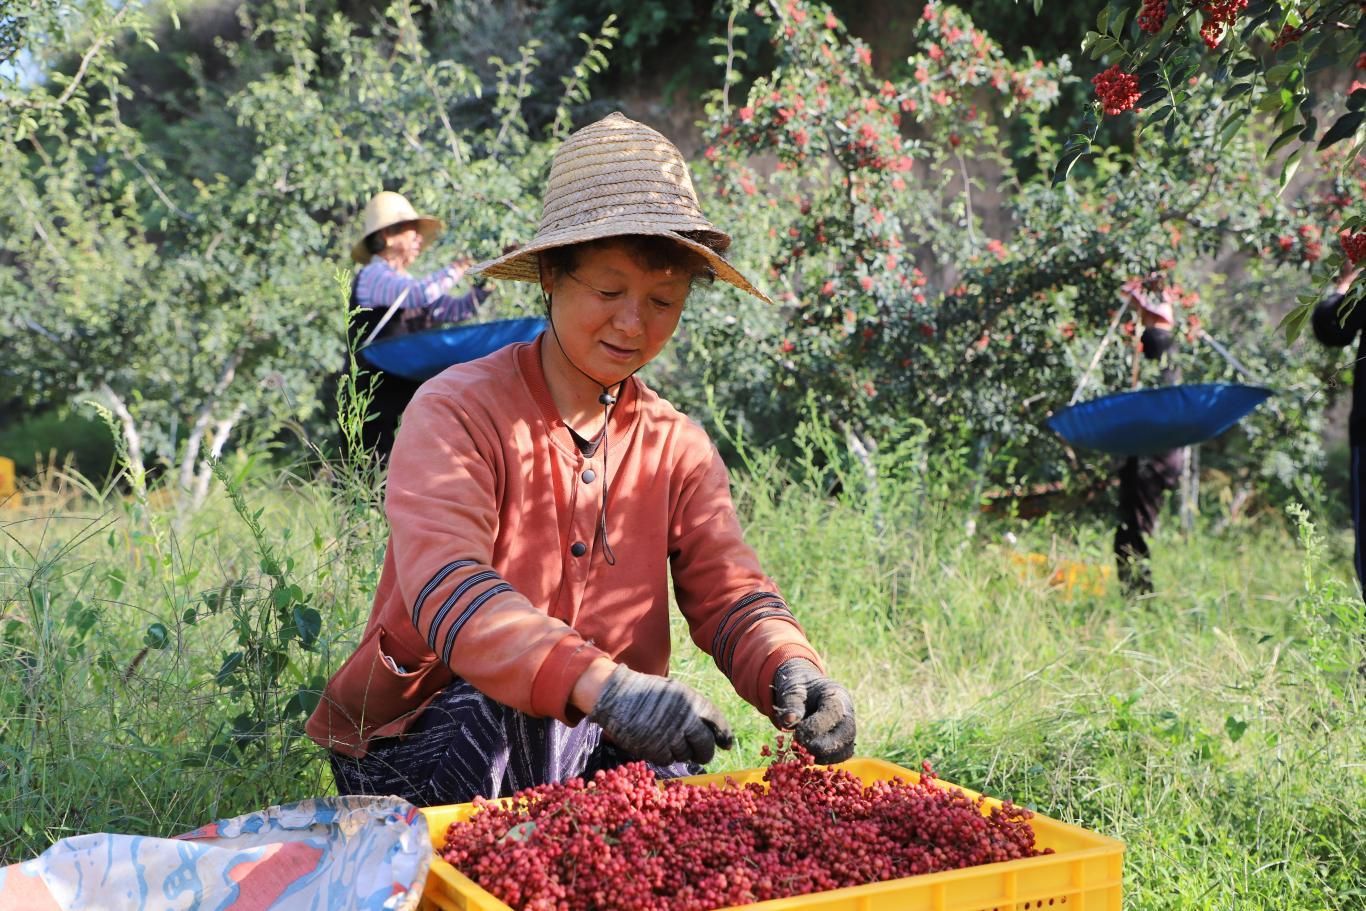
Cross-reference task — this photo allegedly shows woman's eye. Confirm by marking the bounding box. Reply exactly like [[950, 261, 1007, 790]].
[[596, 288, 623, 299], [652, 299, 679, 309]]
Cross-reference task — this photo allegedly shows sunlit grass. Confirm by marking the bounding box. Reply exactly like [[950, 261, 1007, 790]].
[[2, 450, 1363, 908]]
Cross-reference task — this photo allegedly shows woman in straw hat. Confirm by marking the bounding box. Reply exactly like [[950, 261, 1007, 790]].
[[307, 113, 856, 806], [1112, 274, 1183, 597], [347, 190, 489, 461]]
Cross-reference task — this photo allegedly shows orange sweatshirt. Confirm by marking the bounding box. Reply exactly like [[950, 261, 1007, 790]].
[[306, 336, 823, 758]]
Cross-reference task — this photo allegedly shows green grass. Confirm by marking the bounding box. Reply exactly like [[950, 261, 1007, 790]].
[[1, 448, 1363, 909]]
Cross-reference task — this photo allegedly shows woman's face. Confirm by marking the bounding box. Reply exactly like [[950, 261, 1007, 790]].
[[540, 243, 692, 389], [383, 223, 424, 269]]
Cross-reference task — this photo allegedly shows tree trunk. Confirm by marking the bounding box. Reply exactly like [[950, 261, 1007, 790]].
[[191, 403, 246, 508], [1179, 444, 1198, 533], [98, 383, 147, 495], [179, 350, 244, 493]]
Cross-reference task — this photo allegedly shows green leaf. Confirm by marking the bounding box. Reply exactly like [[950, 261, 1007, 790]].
[[1257, 90, 1285, 113], [284, 684, 322, 718], [1231, 59, 1259, 78], [1263, 63, 1293, 86], [501, 821, 537, 843], [1278, 145, 1305, 190], [1307, 51, 1339, 75], [1219, 113, 1247, 147], [108, 568, 126, 599], [1298, 115, 1318, 142], [1224, 716, 1248, 743], [1276, 302, 1311, 343], [1319, 111, 1366, 150], [1052, 146, 1086, 185], [216, 651, 243, 685], [1266, 124, 1302, 157], [292, 606, 322, 649], [144, 623, 169, 650], [1349, 89, 1366, 112], [1089, 36, 1120, 59], [1109, 4, 1129, 37], [1137, 87, 1168, 108]]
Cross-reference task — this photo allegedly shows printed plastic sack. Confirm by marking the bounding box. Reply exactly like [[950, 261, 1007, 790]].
[[0, 795, 429, 910]]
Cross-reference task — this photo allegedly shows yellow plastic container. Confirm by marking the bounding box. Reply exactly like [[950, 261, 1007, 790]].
[[419, 757, 1122, 911], [1009, 552, 1111, 597], [0, 457, 18, 509]]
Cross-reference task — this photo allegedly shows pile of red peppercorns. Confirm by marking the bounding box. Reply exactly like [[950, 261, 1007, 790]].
[[441, 741, 1049, 911]]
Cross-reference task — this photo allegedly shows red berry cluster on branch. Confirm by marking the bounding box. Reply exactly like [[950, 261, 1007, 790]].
[[1270, 224, 1324, 265], [1092, 65, 1141, 116], [1270, 24, 1307, 50], [1137, 0, 1167, 34], [1341, 230, 1366, 265], [441, 740, 1049, 911], [1199, 0, 1249, 49]]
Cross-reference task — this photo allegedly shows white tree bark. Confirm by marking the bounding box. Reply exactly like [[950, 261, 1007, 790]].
[[179, 350, 244, 493], [98, 382, 147, 494], [191, 403, 247, 508]]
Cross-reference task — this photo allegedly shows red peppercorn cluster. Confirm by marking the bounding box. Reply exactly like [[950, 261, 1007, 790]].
[[1137, 0, 1167, 34], [1271, 223, 1325, 265], [1270, 24, 1307, 50], [1092, 65, 1141, 116], [1198, 0, 1248, 49], [441, 741, 1049, 911], [1341, 229, 1366, 264]]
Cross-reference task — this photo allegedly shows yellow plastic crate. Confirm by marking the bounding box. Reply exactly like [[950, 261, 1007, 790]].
[[419, 757, 1122, 911]]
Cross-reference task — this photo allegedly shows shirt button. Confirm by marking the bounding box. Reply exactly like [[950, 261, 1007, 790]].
[[570, 542, 588, 557], [581, 469, 596, 483]]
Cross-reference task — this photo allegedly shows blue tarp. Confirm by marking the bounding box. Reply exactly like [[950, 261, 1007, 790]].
[[1046, 383, 1273, 457], [359, 317, 547, 382]]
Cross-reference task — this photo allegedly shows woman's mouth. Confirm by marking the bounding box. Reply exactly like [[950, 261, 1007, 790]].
[[599, 341, 637, 361]]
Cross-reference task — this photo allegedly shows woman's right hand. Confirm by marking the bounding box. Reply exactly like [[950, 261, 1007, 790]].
[[1334, 261, 1363, 295], [586, 664, 734, 766]]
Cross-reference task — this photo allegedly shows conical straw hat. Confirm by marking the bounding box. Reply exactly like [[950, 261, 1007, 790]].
[[351, 191, 443, 264], [471, 113, 770, 303]]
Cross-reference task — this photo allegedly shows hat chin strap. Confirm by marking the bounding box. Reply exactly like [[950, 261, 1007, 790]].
[[545, 293, 637, 566]]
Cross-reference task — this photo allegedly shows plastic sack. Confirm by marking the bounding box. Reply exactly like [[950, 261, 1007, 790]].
[[0, 795, 429, 911]]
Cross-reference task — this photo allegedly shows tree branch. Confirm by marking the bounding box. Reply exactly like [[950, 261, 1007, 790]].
[[178, 349, 245, 491], [53, 5, 130, 110]]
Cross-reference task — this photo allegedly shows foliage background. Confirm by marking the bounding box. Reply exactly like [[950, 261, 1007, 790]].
[[1, 2, 1365, 907]]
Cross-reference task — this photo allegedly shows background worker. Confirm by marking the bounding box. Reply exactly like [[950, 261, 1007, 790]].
[[347, 190, 489, 462], [1311, 262, 1365, 599], [1113, 274, 1184, 597]]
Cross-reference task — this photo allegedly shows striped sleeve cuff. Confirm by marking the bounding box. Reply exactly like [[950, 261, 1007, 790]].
[[413, 559, 514, 666], [710, 591, 803, 678]]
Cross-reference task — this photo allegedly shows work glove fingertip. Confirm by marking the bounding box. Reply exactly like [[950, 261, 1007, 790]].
[[705, 715, 735, 750], [771, 688, 806, 729]]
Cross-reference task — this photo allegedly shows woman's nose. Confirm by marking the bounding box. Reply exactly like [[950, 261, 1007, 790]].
[[612, 298, 646, 336]]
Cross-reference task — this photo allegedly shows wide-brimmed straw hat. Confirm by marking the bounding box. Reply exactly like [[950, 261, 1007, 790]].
[[470, 112, 770, 303], [351, 191, 443, 264]]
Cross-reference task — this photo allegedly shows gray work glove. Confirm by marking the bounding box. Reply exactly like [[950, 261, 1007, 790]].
[[771, 657, 857, 764], [587, 665, 734, 766]]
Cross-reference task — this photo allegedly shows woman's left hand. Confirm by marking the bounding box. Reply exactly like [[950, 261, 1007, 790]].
[[770, 658, 856, 764]]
